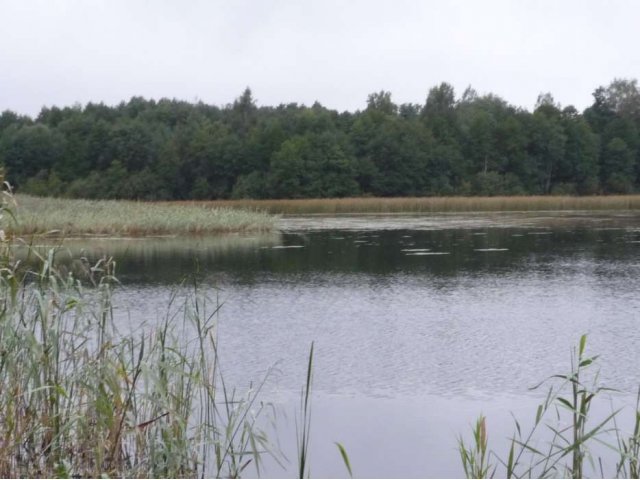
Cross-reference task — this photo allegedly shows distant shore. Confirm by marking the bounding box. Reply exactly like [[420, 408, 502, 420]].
[[172, 195, 640, 215], [8, 194, 640, 237]]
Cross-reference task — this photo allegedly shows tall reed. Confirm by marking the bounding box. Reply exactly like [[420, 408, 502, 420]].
[[459, 334, 637, 479], [0, 185, 275, 478], [616, 389, 640, 478], [8, 194, 276, 237], [296, 342, 314, 479], [181, 195, 640, 215]]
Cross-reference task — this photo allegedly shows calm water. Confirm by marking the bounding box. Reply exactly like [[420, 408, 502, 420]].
[[46, 212, 640, 477]]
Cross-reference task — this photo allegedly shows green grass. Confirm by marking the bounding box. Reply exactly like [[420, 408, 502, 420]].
[[0, 261, 280, 477], [182, 195, 640, 214], [7, 194, 277, 237], [459, 335, 640, 479]]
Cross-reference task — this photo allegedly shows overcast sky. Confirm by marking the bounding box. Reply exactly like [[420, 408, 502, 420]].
[[1, 0, 638, 117]]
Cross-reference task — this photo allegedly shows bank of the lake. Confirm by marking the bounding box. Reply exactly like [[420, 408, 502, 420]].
[[3, 205, 640, 477], [7, 194, 276, 236], [11, 195, 640, 237], [180, 194, 640, 214]]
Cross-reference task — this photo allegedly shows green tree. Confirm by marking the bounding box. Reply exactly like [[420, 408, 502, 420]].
[[232, 171, 268, 199], [602, 137, 635, 192], [22, 170, 66, 197], [422, 82, 458, 141], [528, 96, 567, 193], [351, 92, 431, 195], [183, 120, 240, 198], [5, 79, 640, 200], [268, 132, 359, 198], [0, 124, 65, 187], [228, 87, 258, 137], [560, 109, 600, 193]]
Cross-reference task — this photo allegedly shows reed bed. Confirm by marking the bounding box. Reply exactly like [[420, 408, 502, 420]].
[[0, 190, 277, 477], [8, 194, 276, 237], [182, 195, 640, 215], [0, 258, 274, 478]]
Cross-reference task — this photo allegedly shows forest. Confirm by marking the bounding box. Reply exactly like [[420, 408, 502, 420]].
[[0, 79, 639, 200]]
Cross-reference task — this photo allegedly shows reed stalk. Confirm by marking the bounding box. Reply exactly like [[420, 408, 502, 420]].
[[460, 334, 629, 479], [0, 184, 276, 478]]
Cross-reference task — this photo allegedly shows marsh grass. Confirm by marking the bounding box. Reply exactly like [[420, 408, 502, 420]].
[[183, 195, 640, 215], [459, 416, 493, 478], [0, 254, 275, 478], [8, 194, 276, 237], [0, 189, 278, 478], [459, 335, 640, 479]]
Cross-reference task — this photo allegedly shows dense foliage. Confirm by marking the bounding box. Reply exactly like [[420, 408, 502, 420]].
[[2, 79, 640, 200]]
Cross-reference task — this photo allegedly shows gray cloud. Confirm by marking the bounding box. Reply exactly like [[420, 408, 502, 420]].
[[1, 0, 638, 116]]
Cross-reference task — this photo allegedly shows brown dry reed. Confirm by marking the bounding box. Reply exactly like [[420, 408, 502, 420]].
[[176, 195, 640, 215]]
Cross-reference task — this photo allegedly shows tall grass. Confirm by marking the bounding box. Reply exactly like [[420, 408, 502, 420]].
[[8, 194, 276, 237], [180, 195, 640, 215], [296, 342, 314, 479], [459, 335, 640, 479], [459, 416, 493, 478], [0, 188, 276, 477]]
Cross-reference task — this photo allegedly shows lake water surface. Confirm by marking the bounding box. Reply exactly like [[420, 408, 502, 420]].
[[49, 212, 640, 477]]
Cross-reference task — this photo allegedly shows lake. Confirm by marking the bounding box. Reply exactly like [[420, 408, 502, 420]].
[[44, 211, 640, 477]]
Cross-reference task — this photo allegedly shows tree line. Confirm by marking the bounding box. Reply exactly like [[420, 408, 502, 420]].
[[1, 79, 639, 200]]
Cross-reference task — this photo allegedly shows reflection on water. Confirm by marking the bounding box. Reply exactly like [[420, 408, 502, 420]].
[[20, 213, 640, 478], [14, 233, 281, 283]]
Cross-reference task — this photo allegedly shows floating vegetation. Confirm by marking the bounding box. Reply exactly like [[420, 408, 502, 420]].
[[405, 251, 450, 256]]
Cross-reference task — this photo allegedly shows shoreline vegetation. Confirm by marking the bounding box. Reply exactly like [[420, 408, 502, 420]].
[[179, 194, 640, 215], [7, 193, 640, 237], [0, 189, 275, 478], [6, 194, 276, 237]]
